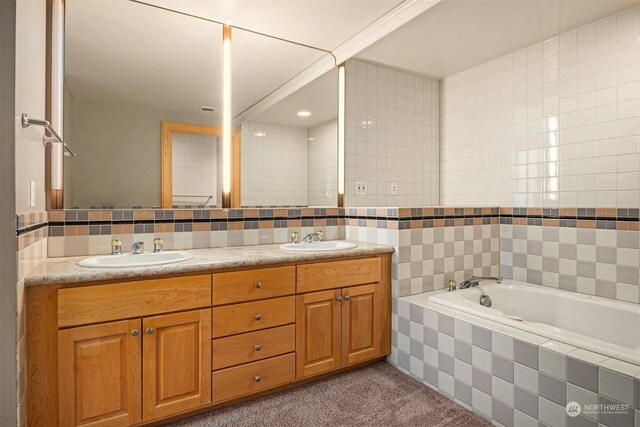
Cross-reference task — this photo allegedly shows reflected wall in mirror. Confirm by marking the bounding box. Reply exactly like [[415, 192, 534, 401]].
[[63, 0, 223, 208], [238, 69, 339, 208]]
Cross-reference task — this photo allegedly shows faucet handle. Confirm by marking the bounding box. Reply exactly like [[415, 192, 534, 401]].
[[111, 239, 122, 255], [153, 238, 164, 253]]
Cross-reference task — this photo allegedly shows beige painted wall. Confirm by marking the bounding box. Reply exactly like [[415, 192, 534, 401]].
[[15, 0, 46, 213], [64, 98, 213, 208]]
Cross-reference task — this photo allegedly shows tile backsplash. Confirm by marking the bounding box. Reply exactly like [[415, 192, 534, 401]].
[[441, 6, 640, 208]]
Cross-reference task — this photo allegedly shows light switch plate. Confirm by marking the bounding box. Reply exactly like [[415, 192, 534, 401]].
[[30, 180, 36, 207]]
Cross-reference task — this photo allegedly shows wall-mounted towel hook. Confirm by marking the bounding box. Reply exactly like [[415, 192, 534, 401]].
[[21, 113, 76, 157]]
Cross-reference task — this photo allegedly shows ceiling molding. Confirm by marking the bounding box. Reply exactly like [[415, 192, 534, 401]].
[[332, 0, 442, 64], [236, 0, 443, 125]]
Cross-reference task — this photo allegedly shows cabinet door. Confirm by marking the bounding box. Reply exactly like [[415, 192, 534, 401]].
[[58, 319, 142, 427], [295, 289, 342, 378], [342, 283, 382, 365], [142, 309, 211, 421]]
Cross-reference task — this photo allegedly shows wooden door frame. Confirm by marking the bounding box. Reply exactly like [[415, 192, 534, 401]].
[[161, 121, 241, 209]]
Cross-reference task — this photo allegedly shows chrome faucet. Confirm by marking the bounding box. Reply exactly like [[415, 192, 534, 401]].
[[131, 241, 145, 254], [458, 276, 503, 289], [303, 231, 324, 243]]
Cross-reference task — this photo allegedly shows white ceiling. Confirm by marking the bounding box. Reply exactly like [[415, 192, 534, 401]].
[[250, 68, 338, 128], [358, 0, 640, 79], [65, 0, 223, 121], [134, 0, 406, 50], [65, 0, 334, 125]]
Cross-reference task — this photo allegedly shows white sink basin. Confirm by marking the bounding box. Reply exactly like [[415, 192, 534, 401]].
[[78, 251, 194, 268], [279, 241, 358, 252]]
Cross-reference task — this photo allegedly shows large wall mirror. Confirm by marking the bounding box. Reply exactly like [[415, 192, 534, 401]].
[[62, 0, 339, 209], [63, 0, 224, 209], [239, 69, 338, 207]]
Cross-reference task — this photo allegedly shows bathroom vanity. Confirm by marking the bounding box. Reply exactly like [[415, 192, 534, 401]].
[[25, 244, 392, 426]]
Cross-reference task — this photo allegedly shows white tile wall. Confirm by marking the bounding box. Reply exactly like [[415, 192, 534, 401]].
[[308, 120, 338, 206], [172, 133, 219, 206], [441, 6, 640, 208], [241, 121, 309, 206], [345, 59, 440, 207]]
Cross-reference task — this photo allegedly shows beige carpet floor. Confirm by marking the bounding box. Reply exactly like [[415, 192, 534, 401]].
[[166, 361, 491, 427]]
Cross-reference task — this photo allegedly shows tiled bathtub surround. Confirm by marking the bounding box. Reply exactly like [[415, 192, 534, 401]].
[[392, 299, 640, 427], [499, 207, 640, 303], [345, 207, 501, 298], [441, 6, 640, 208]]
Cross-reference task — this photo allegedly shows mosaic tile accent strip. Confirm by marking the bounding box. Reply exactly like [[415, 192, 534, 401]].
[[500, 208, 640, 231], [391, 300, 640, 427], [16, 211, 48, 252]]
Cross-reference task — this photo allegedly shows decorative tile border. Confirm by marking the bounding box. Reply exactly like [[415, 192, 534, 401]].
[[36, 207, 640, 238], [16, 212, 48, 252], [500, 208, 640, 231]]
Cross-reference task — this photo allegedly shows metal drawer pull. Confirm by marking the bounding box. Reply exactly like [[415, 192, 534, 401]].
[[254, 282, 262, 289], [254, 314, 262, 321], [336, 296, 342, 302], [254, 344, 262, 351], [131, 329, 139, 336], [254, 375, 262, 382], [145, 327, 154, 334], [344, 295, 350, 301]]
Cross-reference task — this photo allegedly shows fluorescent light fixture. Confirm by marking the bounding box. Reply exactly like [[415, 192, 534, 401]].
[[254, 131, 266, 137], [222, 25, 232, 201], [338, 64, 345, 199], [297, 111, 311, 117]]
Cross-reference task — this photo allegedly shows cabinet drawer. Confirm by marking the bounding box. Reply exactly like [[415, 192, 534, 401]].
[[213, 266, 295, 305], [212, 353, 295, 403], [212, 325, 295, 370], [212, 296, 294, 338], [297, 257, 381, 293], [58, 275, 212, 327]]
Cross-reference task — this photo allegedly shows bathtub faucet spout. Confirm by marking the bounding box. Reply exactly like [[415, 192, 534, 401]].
[[458, 276, 503, 289]]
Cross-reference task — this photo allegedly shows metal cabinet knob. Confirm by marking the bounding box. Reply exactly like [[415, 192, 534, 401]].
[[254, 375, 262, 383], [131, 329, 139, 336], [254, 282, 262, 289], [254, 314, 262, 321], [344, 295, 350, 301], [254, 344, 262, 351], [336, 296, 342, 302], [145, 327, 154, 334]]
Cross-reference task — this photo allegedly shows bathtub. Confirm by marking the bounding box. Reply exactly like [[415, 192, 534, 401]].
[[425, 280, 640, 365]]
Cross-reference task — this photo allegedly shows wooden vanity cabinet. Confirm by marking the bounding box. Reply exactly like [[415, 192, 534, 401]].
[[58, 319, 142, 427], [57, 308, 211, 426], [295, 258, 388, 379], [28, 254, 391, 427]]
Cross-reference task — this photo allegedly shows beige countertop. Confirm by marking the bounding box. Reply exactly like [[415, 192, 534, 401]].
[[25, 240, 394, 287]]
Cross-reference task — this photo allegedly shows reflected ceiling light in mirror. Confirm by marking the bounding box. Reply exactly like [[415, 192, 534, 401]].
[[338, 63, 345, 207], [222, 25, 232, 208], [254, 131, 266, 137], [297, 110, 311, 117]]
